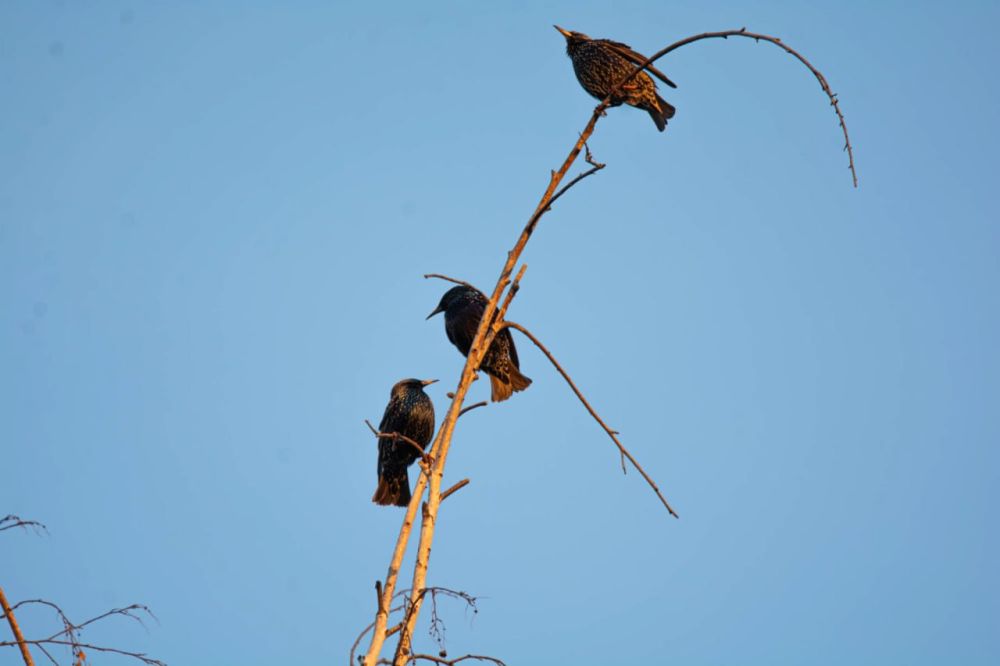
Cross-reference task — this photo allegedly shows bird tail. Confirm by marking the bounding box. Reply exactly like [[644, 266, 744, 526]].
[[372, 468, 410, 507], [649, 93, 675, 132], [489, 368, 533, 402]]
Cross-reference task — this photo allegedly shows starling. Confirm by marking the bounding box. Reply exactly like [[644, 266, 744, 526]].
[[427, 286, 532, 402], [372, 378, 437, 507], [554, 25, 677, 132]]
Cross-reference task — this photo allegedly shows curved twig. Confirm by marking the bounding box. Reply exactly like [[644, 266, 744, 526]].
[[423, 275, 485, 297], [406, 655, 506, 666], [503, 321, 679, 519], [457, 402, 487, 418], [609, 28, 857, 186]]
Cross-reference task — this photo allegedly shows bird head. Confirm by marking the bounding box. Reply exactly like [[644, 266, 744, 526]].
[[393, 378, 438, 397], [554, 25, 591, 50], [426, 285, 476, 319]]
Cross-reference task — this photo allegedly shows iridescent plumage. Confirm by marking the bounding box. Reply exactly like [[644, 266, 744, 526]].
[[427, 286, 531, 402], [372, 378, 436, 507], [555, 25, 677, 131]]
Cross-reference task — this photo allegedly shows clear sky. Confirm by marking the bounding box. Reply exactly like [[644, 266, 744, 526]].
[[2, 2, 998, 665]]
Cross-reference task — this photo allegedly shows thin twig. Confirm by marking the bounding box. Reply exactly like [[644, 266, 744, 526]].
[[503, 321, 679, 519], [439, 480, 470, 503], [0, 640, 165, 666], [457, 402, 487, 418], [0, 515, 47, 535], [1, 599, 161, 666], [407, 655, 507, 666], [423, 275, 486, 297], [366, 420, 431, 463], [544, 144, 605, 214]]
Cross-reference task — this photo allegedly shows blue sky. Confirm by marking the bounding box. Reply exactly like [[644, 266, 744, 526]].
[[2, 2, 997, 664]]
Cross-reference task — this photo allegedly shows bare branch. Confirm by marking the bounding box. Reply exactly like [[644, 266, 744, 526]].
[[606, 28, 857, 186], [1, 597, 161, 666], [503, 321, 679, 519], [361, 472, 430, 663], [34, 644, 57, 666], [544, 144, 606, 215], [439, 480, 470, 503], [0, 640, 165, 666], [457, 402, 487, 418], [407, 655, 507, 666], [422, 275, 486, 297], [351, 605, 406, 666], [0, 586, 34, 666], [0, 515, 48, 535]]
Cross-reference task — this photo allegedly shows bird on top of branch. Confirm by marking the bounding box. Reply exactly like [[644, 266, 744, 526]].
[[555, 25, 677, 132], [372, 378, 437, 507], [427, 286, 532, 403]]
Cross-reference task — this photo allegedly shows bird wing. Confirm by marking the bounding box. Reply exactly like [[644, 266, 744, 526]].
[[603, 39, 678, 89], [501, 328, 520, 368]]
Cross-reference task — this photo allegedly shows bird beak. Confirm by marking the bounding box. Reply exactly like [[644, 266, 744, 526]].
[[553, 25, 572, 38], [426, 306, 444, 320], [421, 379, 439, 387]]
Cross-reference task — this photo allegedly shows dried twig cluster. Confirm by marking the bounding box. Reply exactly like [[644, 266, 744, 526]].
[[1, 515, 163, 666]]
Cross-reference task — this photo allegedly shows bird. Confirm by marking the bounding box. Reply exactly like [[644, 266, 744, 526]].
[[372, 378, 437, 507], [554, 25, 677, 132], [427, 285, 532, 402]]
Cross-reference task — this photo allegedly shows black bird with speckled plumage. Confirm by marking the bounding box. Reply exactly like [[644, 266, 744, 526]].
[[372, 378, 437, 507], [427, 286, 532, 402], [555, 25, 677, 131]]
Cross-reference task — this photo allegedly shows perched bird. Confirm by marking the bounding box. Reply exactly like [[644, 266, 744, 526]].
[[427, 286, 532, 402], [372, 378, 437, 507], [554, 25, 677, 132]]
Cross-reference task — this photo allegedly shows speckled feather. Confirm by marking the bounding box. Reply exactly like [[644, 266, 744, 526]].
[[429, 286, 532, 402], [372, 379, 435, 507], [561, 29, 676, 131]]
